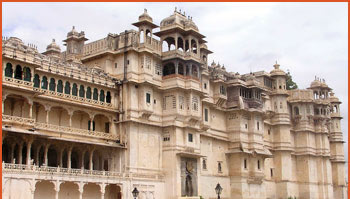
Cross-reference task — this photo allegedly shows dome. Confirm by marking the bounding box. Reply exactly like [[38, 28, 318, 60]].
[[46, 39, 61, 52], [270, 62, 286, 76], [310, 79, 322, 88], [160, 10, 198, 31], [329, 92, 341, 103], [139, 9, 153, 22], [309, 78, 331, 89]]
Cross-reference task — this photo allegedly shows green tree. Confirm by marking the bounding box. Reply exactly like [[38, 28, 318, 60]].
[[286, 70, 298, 90]]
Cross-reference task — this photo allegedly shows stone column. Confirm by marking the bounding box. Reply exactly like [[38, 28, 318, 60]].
[[175, 35, 178, 50], [54, 181, 60, 199], [89, 150, 94, 171], [2, 95, 7, 114], [44, 144, 50, 166], [68, 147, 72, 169], [45, 105, 51, 124], [68, 111, 73, 127], [78, 182, 84, 199], [89, 114, 95, 131], [100, 183, 106, 199], [18, 142, 23, 164], [189, 64, 192, 76], [35, 145, 40, 165], [26, 140, 33, 165], [10, 143, 15, 164], [59, 148, 63, 168], [29, 103, 33, 119], [81, 151, 85, 170], [175, 61, 179, 75]]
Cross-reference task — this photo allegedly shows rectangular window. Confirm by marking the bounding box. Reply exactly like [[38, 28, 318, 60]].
[[257, 160, 261, 170], [188, 133, 193, 142], [105, 122, 110, 133], [146, 93, 151, 104], [244, 159, 247, 169], [270, 168, 274, 177], [218, 162, 222, 173], [257, 122, 259, 130], [115, 63, 118, 68], [127, 60, 130, 65], [204, 108, 208, 122]]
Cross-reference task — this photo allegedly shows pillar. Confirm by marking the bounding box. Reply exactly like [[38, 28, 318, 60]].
[[68, 148, 72, 169], [68, 111, 73, 127], [44, 144, 49, 166], [45, 106, 51, 124], [29, 103, 33, 119], [100, 183, 106, 199], [10, 143, 15, 164], [89, 115, 95, 131], [175, 35, 178, 50], [26, 141, 33, 165], [81, 151, 85, 170], [2, 95, 7, 114], [89, 150, 94, 171], [54, 181, 60, 199], [175, 61, 179, 74], [78, 182, 84, 199], [189, 65, 192, 76]]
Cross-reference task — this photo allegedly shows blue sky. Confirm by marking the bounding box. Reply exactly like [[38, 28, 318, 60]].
[[3, 2, 348, 175]]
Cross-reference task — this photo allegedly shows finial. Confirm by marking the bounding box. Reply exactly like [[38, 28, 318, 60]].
[[72, 26, 75, 30], [175, 7, 177, 12], [52, 39, 55, 42], [144, 8, 147, 13], [273, 61, 280, 69]]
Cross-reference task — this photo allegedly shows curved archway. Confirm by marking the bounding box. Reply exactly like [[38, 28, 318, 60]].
[[49, 78, 56, 91], [59, 182, 80, 199], [140, 30, 144, 43], [2, 138, 11, 163], [23, 67, 31, 82], [5, 63, 13, 78], [72, 83, 78, 96], [64, 81, 71, 94], [41, 76, 48, 89], [3, 94, 31, 118], [34, 180, 55, 199], [14, 65, 22, 80], [79, 85, 85, 98], [86, 87, 92, 99], [82, 183, 100, 199], [106, 91, 111, 103], [177, 37, 184, 51], [100, 90, 105, 102], [162, 37, 175, 52], [191, 39, 197, 54], [57, 80, 63, 93], [105, 184, 122, 199], [94, 114, 110, 133], [33, 74, 40, 88], [47, 145, 58, 167], [71, 110, 90, 130], [93, 88, 99, 101]]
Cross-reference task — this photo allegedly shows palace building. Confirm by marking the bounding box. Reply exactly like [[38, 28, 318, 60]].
[[2, 9, 347, 199]]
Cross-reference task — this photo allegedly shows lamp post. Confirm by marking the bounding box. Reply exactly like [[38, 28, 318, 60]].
[[215, 183, 223, 199], [132, 187, 139, 199]]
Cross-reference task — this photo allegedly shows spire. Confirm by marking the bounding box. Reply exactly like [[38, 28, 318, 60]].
[[273, 61, 280, 69]]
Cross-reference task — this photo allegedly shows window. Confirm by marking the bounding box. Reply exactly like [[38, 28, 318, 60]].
[[33, 74, 40, 88], [79, 85, 85, 98], [294, 107, 299, 115], [100, 90, 105, 102], [154, 99, 157, 104], [57, 80, 63, 93], [106, 91, 111, 103], [188, 133, 193, 142], [244, 159, 247, 169], [105, 122, 110, 133], [86, 87, 92, 99], [127, 60, 130, 65], [72, 84, 78, 96], [41, 76, 48, 90], [115, 63, 118, 68], [49, 78, 56, 91], [14, 65, 22, 80], [257, 160, 261, 170], [204, 83, 207, 89], [146, 93, 151, 104], [219, 85, 226, 95], [270, 168, 274, 177], [202, 159, 207, 170], [93, 88, 98, 100], [204, 108, 209, 122], [64, 82, 71, 94], [268, 129, 271, 135], [23, 67, 31, 82], [257, 122, 259, 130], [245, 124, 248, 129], [218, 162, 222, 173], [5, 63, 13, 78]]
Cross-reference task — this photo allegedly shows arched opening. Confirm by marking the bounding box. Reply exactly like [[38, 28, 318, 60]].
[[140, 30, 144, 43], [71, 110, 90, 130], [163, 62, 175, 76], [94, 114, 110, 133], [71, 149, 79, 169], [202, 55, 207, 63], [34, 180, 55, 199], [49, 106, 70, 127], [146, 29, 151, 43], [79, 85, 85, 98], [3, 95, 31, 118], [84, 151, 89, 170], [106, 91, 111, 103], [59, 182, 80, 199], [38, 146, 45, 166], [21, 144, 27, 164], [47, 146, 57, 167], [62, 149, 68, 168], [294, 106, 300, 115], [5, 63, 13, 78], [33, 102, 46, 124], [41, 76, 48, 90], [33, 74, 40, 88], [191, 39, 197, 54], [72, 83, 78, 96], [2, 138, 11, 163], [178, 37, 184, 51], [105, 184, 122, 199], [49, 78, 56, 91], [23, 67, 31, 82], [93, 88, 99, 101], [14, 65, 22, 80], [93, 151, 101, 170], [100, 90, 105, 102], [178, 63, 184, 75], [86, 87, 92, 99], [162, 37, 175, 52], [83, 183, 100, 199], [64, 81, 71, 94], [57, 80, 63, 93]]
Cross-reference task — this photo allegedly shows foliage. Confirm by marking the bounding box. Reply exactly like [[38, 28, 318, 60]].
[[286, 70, 298, 90]]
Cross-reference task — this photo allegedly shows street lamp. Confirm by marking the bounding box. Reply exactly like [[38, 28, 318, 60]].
[[132, 187, 139, 199], [215, 183, 223, 199]]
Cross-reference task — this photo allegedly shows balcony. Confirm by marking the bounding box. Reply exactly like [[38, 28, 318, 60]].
[[244, 98, 263, 109], [213, 93, 227, 107]]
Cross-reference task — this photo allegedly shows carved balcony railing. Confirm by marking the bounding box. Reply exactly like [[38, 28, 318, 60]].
[[2, 115, 119, 141], [2, 163, 164, 180]]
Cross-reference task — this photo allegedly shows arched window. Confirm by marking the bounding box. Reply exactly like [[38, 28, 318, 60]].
[[64, 82, 71, 94], [106, 91, 111, 103], [72, 83, 78, 96], [41, 76, 48, 89], [178, 63, 184, 75], [57, 80, 63, 93], [294, 107, 299, 115], [14, 65, 22, 80], [93, 88, 98, 100], [49, 78, 56, 91], [202, 159, 207, 170], [86, 87, 92, 99], [23, 67, 31, 82], [5, 63, 13, 78], [33, 74, 40, 88], [163, 62, 175, 76], [100, 90, 105, 102], [79, 85, 85, 98], [177, 37, 184, 51], [191, 39, 197, 54]]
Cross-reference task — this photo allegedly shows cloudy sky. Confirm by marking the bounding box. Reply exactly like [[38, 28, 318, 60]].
[[3, 2, 348, 169]]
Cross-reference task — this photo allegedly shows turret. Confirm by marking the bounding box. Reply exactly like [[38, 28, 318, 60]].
[[43, 39, 61, 59], [63, 26, 88, 62], [132, 9, 158, 44]]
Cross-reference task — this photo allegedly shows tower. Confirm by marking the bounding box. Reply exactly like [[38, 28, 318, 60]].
[[132, 9, 158, 45], [63, 26, 88, 62]]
